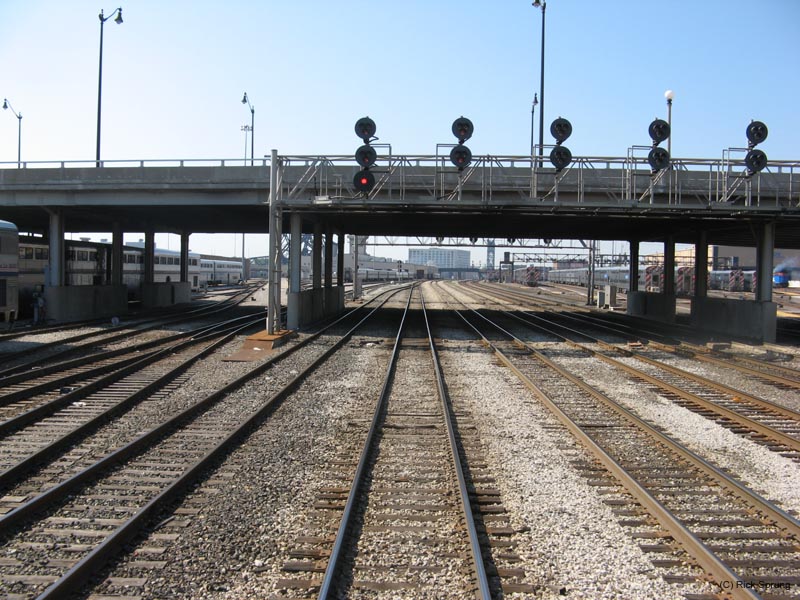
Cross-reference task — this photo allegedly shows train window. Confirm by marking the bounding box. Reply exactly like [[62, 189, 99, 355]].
[[34, 247, 48, 260], [89, 251, 97, 262], [68, 250, 77, 261], [190, 259, 197, 266], [77, 250, 89, 262]]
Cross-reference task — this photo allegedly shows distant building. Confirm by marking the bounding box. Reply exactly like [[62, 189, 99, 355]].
[[409, 248, 470, 269]]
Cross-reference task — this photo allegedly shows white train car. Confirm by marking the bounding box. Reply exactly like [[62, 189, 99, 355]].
[[208, 259, 243, 285], [0, 220, 19, 323]]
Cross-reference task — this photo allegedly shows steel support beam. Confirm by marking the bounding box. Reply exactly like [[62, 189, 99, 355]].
[[267, 149, 281, 334]]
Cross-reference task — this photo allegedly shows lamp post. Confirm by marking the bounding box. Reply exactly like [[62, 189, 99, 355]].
[[241, 124, 251, 164], [2, 99, 22, 168], [664, 89, 674, 156], [96, 7, 123, 167], [530, 93, 538, 160], [533, 0, 546, 168], [241, 92, 254, 166]]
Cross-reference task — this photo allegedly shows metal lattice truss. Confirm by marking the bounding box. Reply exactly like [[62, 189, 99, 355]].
[[277, 154, 800, 209]]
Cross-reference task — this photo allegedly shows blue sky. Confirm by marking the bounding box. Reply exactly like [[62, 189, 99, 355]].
[[2, 0, 798, 261]]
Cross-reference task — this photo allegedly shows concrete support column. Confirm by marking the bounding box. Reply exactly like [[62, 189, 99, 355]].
[[144, 230, 155, 284], [629, 240, 639, 292], [180, 232, 190, 283], [324, 226, 333, 289], [337, 232, 344, 287], [287, 212, 302, 330], [663, 237, 675, 296], [111, 222, 123, 286], [352, 234, 361, 299], [694, 231, 708, 298], [756, 222, 775, 302], [46, 209, 65, 287], [312, 223, 322, 290]]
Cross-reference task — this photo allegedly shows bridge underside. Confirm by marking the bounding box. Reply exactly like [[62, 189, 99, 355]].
[[3, 203, 800, 249]]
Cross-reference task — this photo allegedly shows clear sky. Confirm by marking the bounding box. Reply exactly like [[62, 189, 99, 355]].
[[2, 0, 798, 262]]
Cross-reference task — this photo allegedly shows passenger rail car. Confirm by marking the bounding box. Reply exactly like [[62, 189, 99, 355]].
[[0, 220, 19, 322], [548, 266, 776, 295], [17, 238, 244, 313], [548, 266, 664, 292], [343, 267, 412, 283]]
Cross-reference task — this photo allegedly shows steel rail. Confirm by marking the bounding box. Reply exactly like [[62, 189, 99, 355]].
[[543, 305, 800, 387], [15, 287, 409, 599], [0, 283, 262, 378], [421, 292, 492, 599], [515, 310, 800, 429], [465, 280, 800, 388], [441, 302, 764, 599], [0, 315, 264, 491], [0, 311, 260, 400], [461, 304, 800, 534], [317, 284, 416, 599]]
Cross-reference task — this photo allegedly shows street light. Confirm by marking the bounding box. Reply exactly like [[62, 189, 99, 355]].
[[664, 89, 674, 156], [241, 92, 254, 166], [2, 98, 22, 168], [96, 7, 123, 167], [533, 0, 546, 168], [530, 93, 538, 160]]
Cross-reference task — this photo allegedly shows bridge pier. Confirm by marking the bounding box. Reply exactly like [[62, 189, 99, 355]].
[[286, 215, 344, 330]]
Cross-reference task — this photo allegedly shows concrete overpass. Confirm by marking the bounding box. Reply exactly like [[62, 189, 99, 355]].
[[1, 153, 799, 341]]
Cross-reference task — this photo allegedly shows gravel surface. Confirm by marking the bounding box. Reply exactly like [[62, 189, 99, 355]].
[[436, 337, 693, 599], [550, 351, 800, 516], [86, 335, 392, 599]]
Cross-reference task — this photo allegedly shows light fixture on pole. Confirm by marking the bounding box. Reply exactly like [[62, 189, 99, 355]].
[[532, 0, 546, 168], [2, 98, 22, 168], [664, 89, 674, 156], [96, 6, 123, 167], [530, 93, 538, 160], [241, 92, 254, 166]]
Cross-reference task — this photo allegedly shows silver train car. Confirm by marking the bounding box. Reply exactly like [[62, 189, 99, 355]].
[[17, 238, 244, 315], [548, 266, 761, 294], [0, 220, 19, 323], [548, 266, 664, 291], [343, 267, 412, 282]]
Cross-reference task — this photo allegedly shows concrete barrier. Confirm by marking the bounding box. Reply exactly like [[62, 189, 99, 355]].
[[141, 282, 191, 308], [690, 297, 777, 343], [627, 291, 676, 323], [44, 285, 128, 322]]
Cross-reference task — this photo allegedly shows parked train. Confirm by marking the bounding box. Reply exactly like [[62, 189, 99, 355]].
[[545, 266, 776, 294], [342, 267, 413, 283], [16, 237, 244, 317], [0, 220, 19, 323], [773, 270, 790, 288]]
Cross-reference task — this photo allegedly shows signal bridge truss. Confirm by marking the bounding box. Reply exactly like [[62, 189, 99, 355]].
[[278, 153, 799, 209]]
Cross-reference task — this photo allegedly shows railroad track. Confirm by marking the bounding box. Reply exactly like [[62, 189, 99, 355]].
[[452, 281, 800, 460], [0, 282, 264, 371], [464, 280, 800, 390], [275, 286, 496, 598], [0, 314, 264, 507], [436, 282, 800, 599], [0, 314, 265, 426], [0, 286, 407, 599]]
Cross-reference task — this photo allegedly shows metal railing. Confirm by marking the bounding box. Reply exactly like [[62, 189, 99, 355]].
[[2, 154, 798, 209]]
